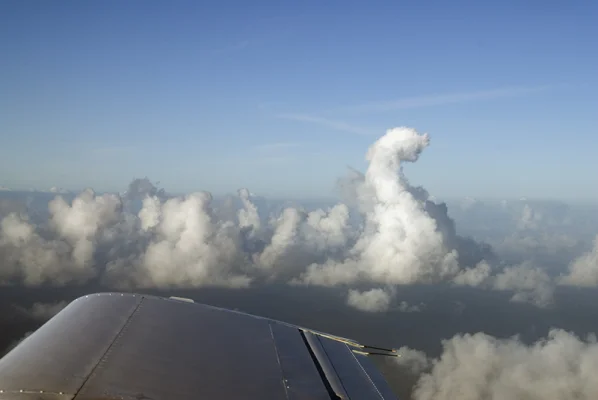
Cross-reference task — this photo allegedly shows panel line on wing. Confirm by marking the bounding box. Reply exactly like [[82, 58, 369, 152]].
[[348, 347, 385, 400], [269, 323, 291, 400], [302, 332, 346, 399], [73, 296, 145, 399]]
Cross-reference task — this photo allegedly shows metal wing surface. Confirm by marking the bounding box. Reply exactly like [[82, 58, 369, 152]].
[[0, 292, 398, 399]]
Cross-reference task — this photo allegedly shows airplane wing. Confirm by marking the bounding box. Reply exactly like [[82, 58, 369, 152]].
[[0, 292, 399, 399]]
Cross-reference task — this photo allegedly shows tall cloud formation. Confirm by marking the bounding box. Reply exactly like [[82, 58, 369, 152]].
[[0, 126, 580, 310], [403, 329, 598, 400], [299, 128, 462, 288]]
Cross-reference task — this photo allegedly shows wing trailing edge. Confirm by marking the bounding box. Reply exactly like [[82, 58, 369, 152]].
[[0, 292, 399, 399]]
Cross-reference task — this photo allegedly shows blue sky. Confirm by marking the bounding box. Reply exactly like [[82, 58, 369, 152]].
[[1, 1, 597, 200]]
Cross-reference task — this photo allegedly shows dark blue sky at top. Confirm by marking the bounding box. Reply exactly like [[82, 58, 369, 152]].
[[1, 1, 597, 199]]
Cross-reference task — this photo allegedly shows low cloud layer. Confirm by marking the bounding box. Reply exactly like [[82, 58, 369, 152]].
[[402, 329, 598, 400], [0, 127, 595, 312]]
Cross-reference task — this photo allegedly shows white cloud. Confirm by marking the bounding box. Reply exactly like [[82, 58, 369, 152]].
[[0, 189, 121, 286], [561, 235, 598, 287], [106, 192, 252, 289], [492, 263, 554, 307], [299, 127, 462, 288], [258, 203, 353, 280], [0, 125, 561, 311], [48, 187, 70, 194], [517, 204, 543, 230], [452, 260, 555, 308], [237, 188, 261, 232], [395, 346, 432, 375], [413, 329, 598, 400], [453, 261, 492, 286], [347, 288, 391, 312]]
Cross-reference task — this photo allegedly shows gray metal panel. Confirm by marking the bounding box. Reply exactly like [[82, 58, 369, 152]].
[[318, 336, 394, 400], [304, 332, 349, 399], [0, 292, 400, 400], [353, 353, 399, 400], [74, 295, 288, 400], [269, 323, 331, 400], [0, 293, 141, 397]]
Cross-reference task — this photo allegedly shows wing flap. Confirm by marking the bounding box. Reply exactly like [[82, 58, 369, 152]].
[[269, 322, 331, 400], [74, 295, 286, 399], [0, 293, 398, 400]]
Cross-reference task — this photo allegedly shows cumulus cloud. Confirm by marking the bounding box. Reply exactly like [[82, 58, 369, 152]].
[[452, 260, 554, 307], [105, 192, 252, 289], [123, 177, 166, 201], [237, 188, 261, 232], [300, 128, 462, 289], [256, 203, 353, 283], [493, 263, 554, 307], [347, 288, 391, 312], [0, 189, 121, 285], [518, 204, 543, 230], [395, 346, 432, 375], [452, 261, 492, 286], [561, 235, 598, 287], [493, 232, 582, 266], [412, 329, 598, 400], [0, 125, 558, 311]]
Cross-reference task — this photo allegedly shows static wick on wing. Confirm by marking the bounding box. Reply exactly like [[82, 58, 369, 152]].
[[301, 328, 401, 357]]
